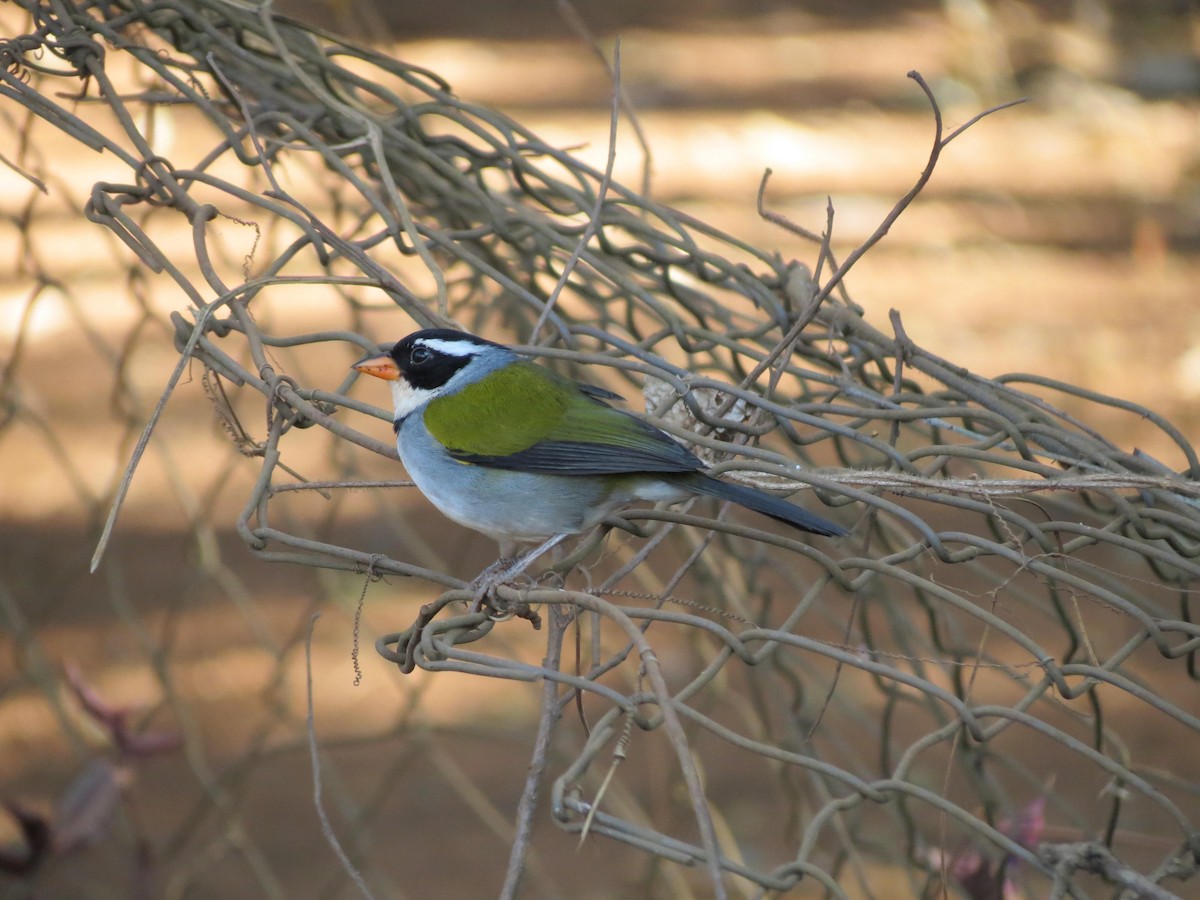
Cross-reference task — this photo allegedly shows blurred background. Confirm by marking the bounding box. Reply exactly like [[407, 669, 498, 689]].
[[2, 0, 1198, 897], [288, 0, 1200, 453]]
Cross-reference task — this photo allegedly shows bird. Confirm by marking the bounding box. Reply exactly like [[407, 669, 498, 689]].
[[352, 328, 846, 602]]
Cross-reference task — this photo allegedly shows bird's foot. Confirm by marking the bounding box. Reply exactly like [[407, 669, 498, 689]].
[[467, 556, 544, 615], [467, 534, 569, 616], [468, 569, 541, 628], [467, 558, 519, 615]]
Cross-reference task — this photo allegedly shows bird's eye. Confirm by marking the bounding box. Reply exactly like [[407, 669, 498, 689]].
[[410, 346, 431, 365]]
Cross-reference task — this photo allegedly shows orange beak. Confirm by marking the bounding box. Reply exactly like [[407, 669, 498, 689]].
[[352, 353, 401, 381]]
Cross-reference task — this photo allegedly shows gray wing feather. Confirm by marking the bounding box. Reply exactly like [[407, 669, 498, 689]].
[[451, 437, 704, 475]]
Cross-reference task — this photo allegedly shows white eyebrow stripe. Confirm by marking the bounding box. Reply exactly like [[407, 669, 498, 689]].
[[417, 338, 488, 357]]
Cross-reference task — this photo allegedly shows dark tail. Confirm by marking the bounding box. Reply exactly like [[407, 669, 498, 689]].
[[683, 473, 848, 537]]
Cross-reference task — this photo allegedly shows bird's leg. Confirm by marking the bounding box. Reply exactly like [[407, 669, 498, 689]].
[[469, 533, 568, 614]]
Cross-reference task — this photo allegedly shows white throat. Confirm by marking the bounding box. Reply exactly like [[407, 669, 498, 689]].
[[390, 378, 437, 421]]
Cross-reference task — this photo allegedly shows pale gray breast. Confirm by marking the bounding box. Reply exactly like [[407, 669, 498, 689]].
[[396, 413, 622, 541]]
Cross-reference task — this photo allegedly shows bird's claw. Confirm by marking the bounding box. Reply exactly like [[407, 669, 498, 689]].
[[466, 534, 567, 619], [466, 558, 515, 614], [469, 583, 502, 616], [465, 561, 543, 630]]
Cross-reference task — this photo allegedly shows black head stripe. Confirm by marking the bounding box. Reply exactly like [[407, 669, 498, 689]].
[[389, 329, 500, 391]]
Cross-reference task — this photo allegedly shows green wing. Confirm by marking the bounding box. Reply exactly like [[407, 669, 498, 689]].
[[423, 361, 703, 475]]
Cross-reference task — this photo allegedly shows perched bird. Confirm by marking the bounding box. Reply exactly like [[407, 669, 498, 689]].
[[353, 329, 846, 596]]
